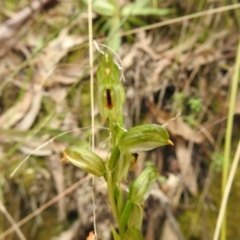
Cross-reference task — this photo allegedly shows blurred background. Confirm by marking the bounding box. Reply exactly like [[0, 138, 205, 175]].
[[0, 0, 240, 239]]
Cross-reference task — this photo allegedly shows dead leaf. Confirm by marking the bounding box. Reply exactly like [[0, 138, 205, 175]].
[[163, 33, 201, 59], [52, 64, 88, 85], [15, 86, 43, 131], [35, 25, 87, 86], [150, 106, 204, 144], [47, 154, 66, 221], [151, 58, 172, 83], [161, 173, 180, 198], [166, 117, 204, 144], [49, 87, 67, 104], [0, 90, 33, 129], [51, 220, 81, 240], [136, 42, 160, 60], [175, 138, 198, 196], [160, 219, 179, 240], [122, 45, 137, 70], [0, 0, 58, 56], [19, 138, 52, 157], [181, 49, 221, 70]]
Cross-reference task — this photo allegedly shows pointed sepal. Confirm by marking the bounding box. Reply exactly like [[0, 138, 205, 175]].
[[118, 124, 173, 153], [62, 146, 106, 177]]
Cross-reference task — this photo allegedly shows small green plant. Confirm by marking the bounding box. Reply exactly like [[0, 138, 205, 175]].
[[188, 98, 202, 113], [61, 49, 173, 239], [84, 0, 173, 50], [212, 152, 224, 173], [173, 92, 202, 127]]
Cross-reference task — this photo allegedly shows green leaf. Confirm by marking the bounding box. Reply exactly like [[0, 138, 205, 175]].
[[122, 1, 172, 17], [124, 0, 149, 9], [111, 225, 122, 240], [91, 0, 116, 16], [62, 146, 106, 177], [126, 17, 148, 28], [120, 200, 133, 231], [122, 7, 173, 16], [129, 164, 159, 203], [127, 203, 143, 230], [122, 228, 144, 240], [115, 154, 131, 183], [108, 146, 120, 171], [107, 17, 122, 51], [118, 124, 173, 154]]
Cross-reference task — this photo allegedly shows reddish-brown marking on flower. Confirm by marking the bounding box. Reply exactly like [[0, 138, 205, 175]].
[[106, 89, 113, 109]]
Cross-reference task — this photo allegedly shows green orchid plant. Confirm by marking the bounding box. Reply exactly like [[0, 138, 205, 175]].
[[61, 49, 173, 239]]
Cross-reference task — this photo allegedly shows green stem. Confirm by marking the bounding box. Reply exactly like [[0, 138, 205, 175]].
[[106, 171, 122, 234], [221, 36, 240, 240]]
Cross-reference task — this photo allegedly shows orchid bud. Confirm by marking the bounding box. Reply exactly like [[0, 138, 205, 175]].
[[97, 52, 120, 82], [61, 146, 106, 177], [118, 124, 173, 154], [129, 164, 159, 203]]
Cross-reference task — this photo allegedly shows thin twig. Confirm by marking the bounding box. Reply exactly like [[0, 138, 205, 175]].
[[120, 4, 240, 37], [0, 201, 26, 240], [88, 0, 97, 239]]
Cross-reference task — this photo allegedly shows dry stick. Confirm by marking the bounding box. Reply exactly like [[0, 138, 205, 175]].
[[0, 175, 91, 240], [91, 4, 240, 47], [213, 140, 240, 240], [0, 201, 26, 240], [88, 0, 94, 150], [73, 4, 240, 49], [119, 3, 240, 37], [87, 0, 97, 239]]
